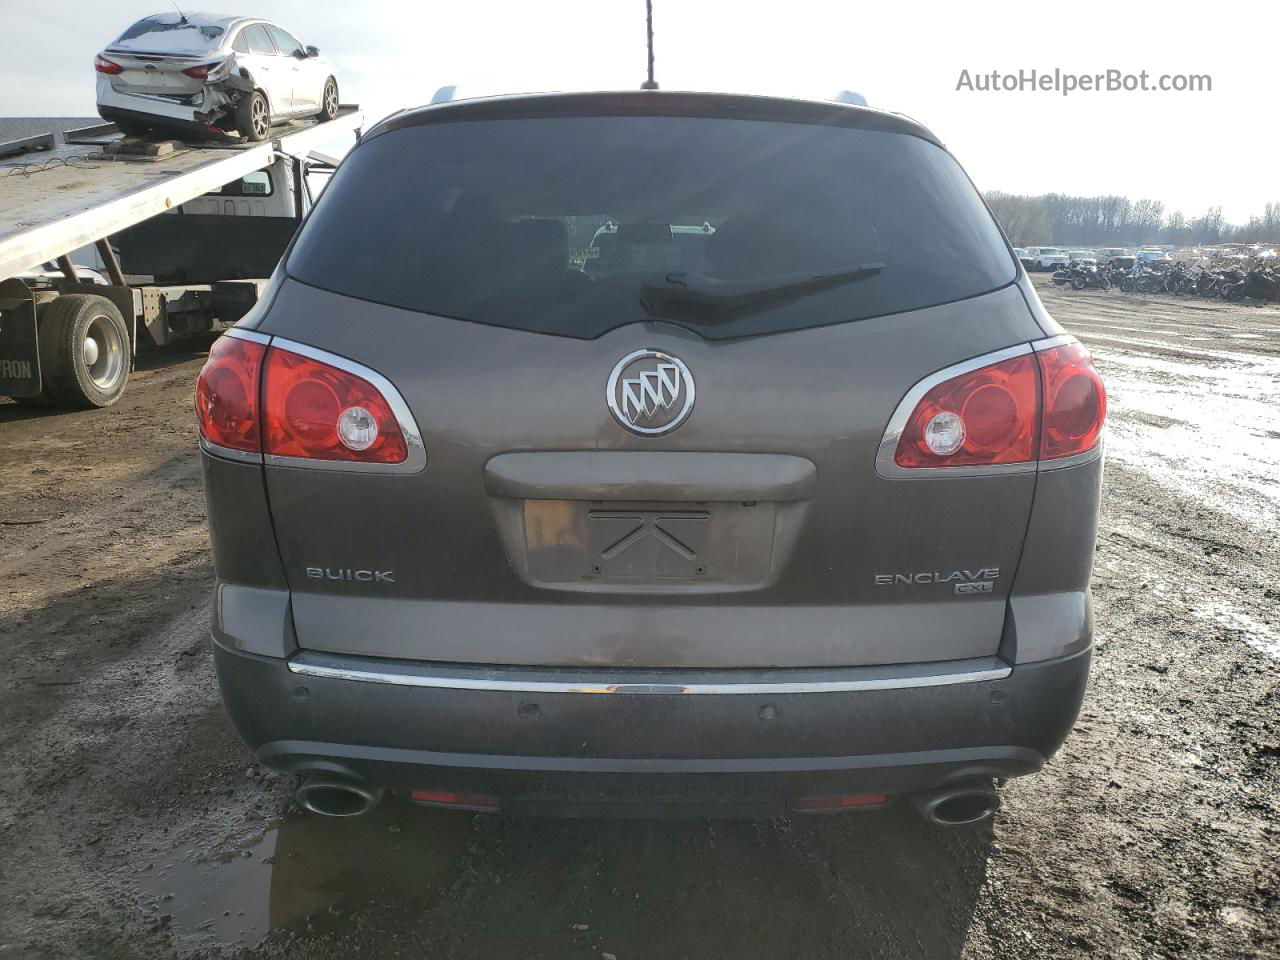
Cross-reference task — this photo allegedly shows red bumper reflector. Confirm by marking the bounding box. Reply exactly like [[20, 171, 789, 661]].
[[410, 790, 500, 811], [792, 793, 887, 812]]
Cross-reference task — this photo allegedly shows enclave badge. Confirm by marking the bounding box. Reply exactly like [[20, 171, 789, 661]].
[[606, 349, 695, 436]]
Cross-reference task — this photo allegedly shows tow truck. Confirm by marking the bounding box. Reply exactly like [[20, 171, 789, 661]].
[[0, 107, 361, 408]]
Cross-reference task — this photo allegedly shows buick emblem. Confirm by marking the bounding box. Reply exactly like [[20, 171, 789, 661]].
[[606, 349, 695, 436]]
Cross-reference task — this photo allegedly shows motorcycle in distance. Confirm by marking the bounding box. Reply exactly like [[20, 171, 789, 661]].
[[1049, 263, 1080, 289], [1163, 263, 1197, 295], [1054, 260, 1112, 290], [1214, 267, 1247, 299], [1192, 266, 1246, 298], [1224, 267, 1280, 302], [1190, 267, 1224, 298], [1114, 258, 1146, 293], [1134, 261, 1171, 293]]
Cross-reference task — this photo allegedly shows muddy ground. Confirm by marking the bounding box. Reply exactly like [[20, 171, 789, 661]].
[[1, 280, 1277, 959]]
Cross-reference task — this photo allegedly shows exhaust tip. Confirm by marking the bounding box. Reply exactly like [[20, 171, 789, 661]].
[[914, 781, 1000, 826], [296, 774, 383, 817]]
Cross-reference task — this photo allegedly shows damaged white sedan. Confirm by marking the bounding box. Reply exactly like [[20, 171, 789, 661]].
[[95, 12, 339, 141]]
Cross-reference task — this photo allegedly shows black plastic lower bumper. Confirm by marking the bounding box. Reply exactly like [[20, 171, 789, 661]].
[[214, 640, 1090, 815], [97, 105, 212, 133]]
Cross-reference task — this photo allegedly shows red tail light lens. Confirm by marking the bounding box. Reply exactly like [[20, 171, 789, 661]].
[[181, 62, 219, 79], [195, 336, 265, 452], [894, 354, 1039, 468], [262, 348, 408, 464], [889, 339, 1106, 471], [1037, 342, 1106, 460], [94, 55, 123, 75]]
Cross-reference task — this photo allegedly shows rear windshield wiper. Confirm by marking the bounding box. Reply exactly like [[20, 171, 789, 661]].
[[639, 263, 884, 322]]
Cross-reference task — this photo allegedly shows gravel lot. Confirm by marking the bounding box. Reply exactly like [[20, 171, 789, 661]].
[[1, 280, 1277, 959]]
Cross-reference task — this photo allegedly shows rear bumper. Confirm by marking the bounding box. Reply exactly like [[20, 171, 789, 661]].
[[97, 80, 211, 126], [97, 103, 206, 131], [213, 639, 1090, 815]]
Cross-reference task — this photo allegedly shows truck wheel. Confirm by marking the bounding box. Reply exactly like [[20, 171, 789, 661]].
[[319, 78, 339, 121], [36, 294, 130, 409], [235, 91, 270, 141]]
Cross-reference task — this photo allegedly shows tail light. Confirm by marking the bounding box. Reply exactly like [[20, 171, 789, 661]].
[[181, 62, 221, 80], [882, 337, 1105, 474], [1036, 341, 1106, 459], [195, 335, 264, 452], [262, 348, 408, 464], [196, 331, 422, 470], [94, 55, 123, 75], [893, 354, 1038, 468]]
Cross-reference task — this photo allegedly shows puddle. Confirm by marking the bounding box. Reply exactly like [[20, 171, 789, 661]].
[[137, 799, 473, 948], [1092, 352, 1280, 529]]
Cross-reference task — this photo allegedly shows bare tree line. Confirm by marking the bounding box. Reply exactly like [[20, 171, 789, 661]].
[[984, 192, 1280, 248]]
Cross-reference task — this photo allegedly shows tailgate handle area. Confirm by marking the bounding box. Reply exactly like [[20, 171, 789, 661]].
[[484, 452, 817, 502]]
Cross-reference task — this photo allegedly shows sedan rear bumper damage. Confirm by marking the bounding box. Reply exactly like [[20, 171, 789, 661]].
[[98, 82, 215, 125], [96, 72, 247, 128], [213, 637, 1090, 815]]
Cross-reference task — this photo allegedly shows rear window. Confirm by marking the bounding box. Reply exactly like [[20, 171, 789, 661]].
[[112, 16, 226, 53], [287, 115, 1016, 340]]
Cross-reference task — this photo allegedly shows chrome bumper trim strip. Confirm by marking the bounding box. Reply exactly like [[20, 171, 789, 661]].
[[287, 651, 1012, 695]]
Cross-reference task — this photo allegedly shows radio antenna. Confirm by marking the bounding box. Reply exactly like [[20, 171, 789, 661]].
[[171, 1, 188, 23], [641, 0, 658, 90]]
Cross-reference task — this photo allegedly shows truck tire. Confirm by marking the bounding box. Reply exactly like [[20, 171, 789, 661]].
[[319, 78, 339, 121], [235, 90, 270, 142], [36, 294, 130, 409]]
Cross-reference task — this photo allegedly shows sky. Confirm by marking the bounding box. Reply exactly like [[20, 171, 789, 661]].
[[4, 0, 1276, 224]]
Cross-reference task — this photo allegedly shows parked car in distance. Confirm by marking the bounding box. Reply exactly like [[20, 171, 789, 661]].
[[197, 90, 1106, 824], [1096, 247, 1130, 261], [1025, 246, 1069, 271], [1012, 247, 1035, 269], [1135, 248, 1173, 267], [95, 12, 339, 141]]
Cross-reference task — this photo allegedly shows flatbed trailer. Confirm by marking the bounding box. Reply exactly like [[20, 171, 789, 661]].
[[0, 106, 361, 408]]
